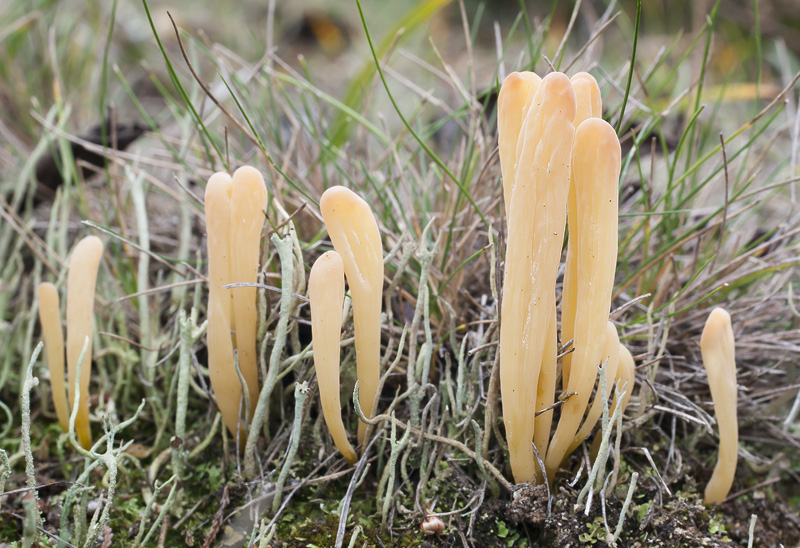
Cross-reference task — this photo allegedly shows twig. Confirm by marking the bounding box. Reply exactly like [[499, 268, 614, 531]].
[[563, 12, 622, 72], [116, 279, 203, 303], [536, 391, 576, 417], [723, 476, 781, 503]]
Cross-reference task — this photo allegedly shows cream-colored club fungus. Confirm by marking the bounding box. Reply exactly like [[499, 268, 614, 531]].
[[66, 235, 104, 450], [701, 307, 738, 504], [205, 172, 242, 439], [497, 71, 541, 220], [499, 72, 576, 484], [561, 72, 602, 389], [38, 282, 68, 433], [309, 251, 358, 464], [545, 117, 620, 482], [229, 165, 268, 417], [320, 186, 384, 444]]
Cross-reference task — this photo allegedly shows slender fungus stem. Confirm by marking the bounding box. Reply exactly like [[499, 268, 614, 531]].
[[38, 283, 68, 432], [568, 322, 620, 454], [562, 72, 602, 388], [205, 172, 242, 439], [546, 117, 620, 482], [309, 251, 357, 464], [66, 235, 104, 450], [320, 186, 383, 445], [701, 308, 738, 504], [533, 302, 557, 480], [230, 166, 268, 418], [500, 72, 576, 484]]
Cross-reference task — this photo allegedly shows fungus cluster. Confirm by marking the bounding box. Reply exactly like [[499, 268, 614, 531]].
[[497, 70, 632, 484], [38, 235, 104, 449], [28, 69, 739, 510], [204, 166, 268, 439]]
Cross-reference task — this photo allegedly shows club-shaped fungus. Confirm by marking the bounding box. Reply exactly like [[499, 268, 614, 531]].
[[38, 282, 68, 433], [66, 235, 104, 449], [320, 186, 384, 444], [499, 72, 576, 484], [561, 72, 602, 389], [701, 307, 738, 504], [309, 251, 357, 464], [205, 172, 242, 439], [230, 166, 268, 418], [545, 117, 620, 482]]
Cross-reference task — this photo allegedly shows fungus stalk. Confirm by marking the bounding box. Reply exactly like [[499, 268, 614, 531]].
[[568, 322, 620, 454], [66, 235, 104, 450], [230, 166, 268, 418], [546, 117, 620, 481], [320, 186, 384, 444], [499, 72, 576, 484], [561, 72, 602, 388], [533, 302, 558, 478], [309, 251, 357, 464], [38, 282, 68, 432], [204, 172, 241, 439], [701, 307, 737, 504]]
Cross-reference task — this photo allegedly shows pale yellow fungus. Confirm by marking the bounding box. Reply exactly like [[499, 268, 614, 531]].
[[309, 251, 357, 464], [66, 235, 104, 450], [701, 307, 738, 505], [230, 165, 268, 418], [497, 71, 541, 220], [205, 172, 242, 439], [38, 282, 68, 432], [320, 186, 384, 444], [499, 72, 576, 484], [545, 117, 620, 481], [561, 72, 602, 389]]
